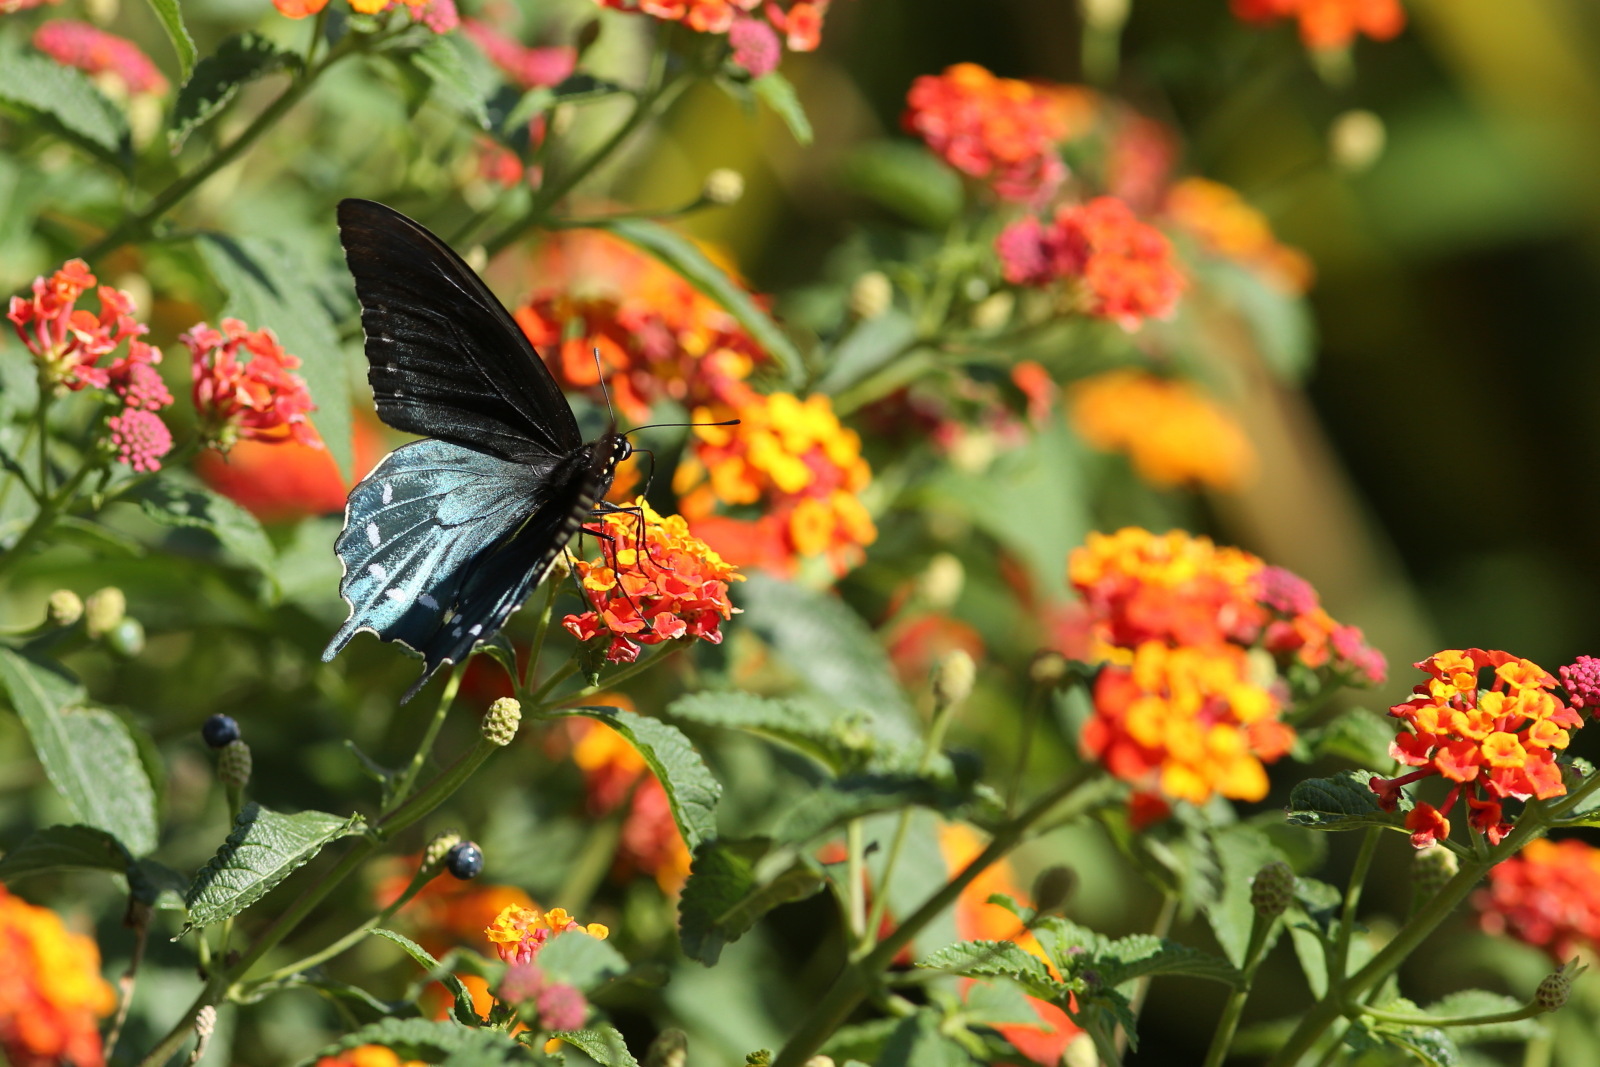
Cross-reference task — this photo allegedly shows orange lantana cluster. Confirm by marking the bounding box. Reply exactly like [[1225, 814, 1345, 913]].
[[1068, 369, 1255, 490], [676, 391, 877, 575], [271, 0, 457, 33], [563, 499, 743, 664], [316, 1046, 426, 1067], [485, 903, 609, 966], [592, 0, 828, 64], [1232, 0, 1405, 50], [1475, 838, 1600, 960], [996, 197, 1186, 330], [903, 63, 1089, 203], [0, 886, 117, 1067], [183, 319, 318, 451], [373, 858, 537, 958], [1164, 178, 1314, 294], [515, 230, 763, 425], [1371, 650, 1584, 848], [1069, 528, 1382, 815], [567, 717, 693, 894], [938, 824, 1081, 1066]]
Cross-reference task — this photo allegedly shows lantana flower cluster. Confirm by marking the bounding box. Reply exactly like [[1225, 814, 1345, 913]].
[[563, 499, 743, 664], [1474, 838, 1600, 960], [484, 903, 609, 966], [1231, 0, 1405, 51], [1164, 177, 1314, 294], [515, 230, 764, 425], [1371, 649, 1585, 848], [1069, 528, 1383, 814], [0, 885, 117, 1067], [903, 63, 1092, 203], [32, 20, 167, 96], [567, 716, 693, 894], [183, 319, 319, 451], [593, 0, 828, 75], [9, 259, 175, 472], [675, 391, 878, 575], [997, 196, 1186, 330], [1068, 369, 1255, 490], [316, 1045, 426, 1067], [271, 0, 458, 35]]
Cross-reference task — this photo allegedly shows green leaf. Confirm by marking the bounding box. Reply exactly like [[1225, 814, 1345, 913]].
[[917, 940, 1063, 1001], [299, 1018, 538, 1066], [197, 233, 354, 478], [0, 824, 132, 882], [770, 773, 975, 844], [408, 34, 492, 130], [1423, 990, 1543, 1045], [1301, 708, 1397, 769], [1091, 934, 1243, 989], [595, 218, 803, 385], [170, 33, 297, 151], [959, 979, 1046, 1028], [0, 649, 159, 856], [534, 930, 630, 993], [275, 973, 421, 1024], [839, 141, 963, 230], [666, 689, 875, 772], [371, 928, 479, 1024], [128, 858, 189, 910], [141, 0, 197, 80], [1286, 770, 1406, 831], [557, 707, 719, 849], [879, 1009, 979, 1067], [736, 573, 920, 752], [133, 478, 278, 588], [751, 71, 811, 145], [184, 802, 363, 931], [0, 44, 129, 161], [814, 309, 918, 396], [678, 838, 822, 965], [1205, 823, 1288, 968], [550, 1024, 639, 1067]]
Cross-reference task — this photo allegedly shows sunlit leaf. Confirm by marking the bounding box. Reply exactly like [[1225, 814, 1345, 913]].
[[184, 803, 363, 931], [170, 33, 297, 151], [557, 706, 720, 849]]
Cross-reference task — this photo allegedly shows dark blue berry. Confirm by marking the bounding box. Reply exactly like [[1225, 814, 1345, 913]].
[[446, 841, 484, 880], [201, 714, 241, 749]]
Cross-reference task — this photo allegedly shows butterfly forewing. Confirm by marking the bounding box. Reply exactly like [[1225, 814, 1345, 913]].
[[325, 200, 630, 701], [336, 198, 582, 461]]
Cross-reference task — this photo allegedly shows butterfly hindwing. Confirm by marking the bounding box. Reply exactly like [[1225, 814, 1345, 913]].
[[337, 198, 582, 461]]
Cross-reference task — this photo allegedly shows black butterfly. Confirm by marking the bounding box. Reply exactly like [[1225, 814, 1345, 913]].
[[322, 199, 631, 702]]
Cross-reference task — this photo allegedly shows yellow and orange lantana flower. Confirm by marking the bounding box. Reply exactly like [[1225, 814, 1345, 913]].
[[1165, 177, 1314, 294], [315, 1046, 426, 1067], [1068, 369, 1255, 491], [1231, 0, 1404, 50], [0, 885, 117, 1067], [485, 904, 609, 966]]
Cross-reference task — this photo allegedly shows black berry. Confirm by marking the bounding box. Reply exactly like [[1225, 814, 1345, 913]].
[[201, 714, 241, 749], [446, 841, 484, 880]]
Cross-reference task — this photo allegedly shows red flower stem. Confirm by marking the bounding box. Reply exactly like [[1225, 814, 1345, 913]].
[[771, 767, 1113, 1067], [1328, 826, 1380, 989]]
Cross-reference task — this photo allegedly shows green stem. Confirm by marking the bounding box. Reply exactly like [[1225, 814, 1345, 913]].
[[522, 578, 562, 696], [0, 458, 97, 583], [1005, 679, 1047, 816], [1523, 1029, 1554, 1067], [1330, 828, 1380, 987], [34, 388, 50, 499], [386, 665, 464, 814], [1117, 893, 1177, 1053], [845, 819, 867, 941], [553, 786, 631, 912], [771, 768, 1110, 1067], [1357, 1001, 1545, 1028], [1200, 905, 1278, 1067]]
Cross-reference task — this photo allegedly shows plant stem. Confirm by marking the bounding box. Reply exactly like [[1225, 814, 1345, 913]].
[[1116, 892, 1177, 1054], [1202, 903, 1282, 1067], [845, 819, 866, 941], [1329, 828, 1379, 987], [771, 768, 1111, 1067], [104, 905, 151, 1058], [522, 578, 562, 695], [386, 665, 463, 813], [0, 458, 96, 582]]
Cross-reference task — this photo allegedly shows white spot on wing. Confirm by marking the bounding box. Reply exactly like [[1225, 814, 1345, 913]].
[[368, 564, 387, 581], [382, 482, 393, 505], [384, 589, 407, 602], [366, 522, 380, 548], [469, 624, 482, 636], [419, 594, 439, 610]]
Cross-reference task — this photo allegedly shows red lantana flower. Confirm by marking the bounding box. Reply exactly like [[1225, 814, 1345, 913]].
[[462, 19, 576, 89], [1475, 838, 1600, 960], [8, 260, 152, 393], [997, 197, 1185, 330], [32, 20, 168, 95], [1370, 649, 1585, 848], [184, 319, 317, 450], [1232, 0, 1405, 50], [562, 499, 743, 664], [592, 0, 827, 53]]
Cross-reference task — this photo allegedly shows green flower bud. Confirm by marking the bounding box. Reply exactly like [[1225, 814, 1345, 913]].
[[1029, 650, 1069, 687], [644, 1029, 689, 1067], [970, 291, 1014, 332], [1031, 865, 1076, 915], [423, 830, 463, 874], [848, 271, 892, 320], [1412, 843, 1458, 903], [745, 1051, 773, 1067], [803, 1058, 835, 1067], [932, 649, 976, 709], [703, 169, 745, 206], [84, 587, 126, 639], [1063, 1034, 1098, 1067], [1250, 860, 1295, 920], [483, 697, 522, 746], [218, 740, 252, 790], [46, 590, 83, 628], [1329, 109, 1385, 174], [917, 553, 964, 609], [1537, 959, 1586, 1012], [106, 617, 145, 659]]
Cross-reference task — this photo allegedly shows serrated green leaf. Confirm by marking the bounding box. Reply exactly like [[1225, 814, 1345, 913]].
[[959, 979, 1046, 1028], [814, 309, 918, 396], [879, 1009, 979, 1067], [736, 573, 920, 751], [0, 649, 159, 856], [595, 218, 803, 384], [548, 1023, 639, 1067], [1093, 934, 1243, 989], [1366, 1023, 1458, 1067], [534, 930, 630, 993], [1206, 823, 1288, 968], [170, 33, 297, 151], [770, 773, 973, 844], [408, 34, 492, 129], [133, 478, 277, 589], [917, 940, 1063, 1000], [751, 71, 811, 145], [0, 44, 129, 161], [278, 973, 421, 1024], [197, 233, 354, 478], [1286, 770, 1405, 831], [141, 0, 196, 79], [557, 707, 719, 849], [184, 803, 362, 931], [839, 140, 963, 230], [679, 838, 821, 965], [667, 689, 872, 772], [299, 1018, 537, 1066], [371, 928, 479, 1024], [1423, 990, 1543, 1045], [1302, 708, 1397, 769], [0, 824, 132, 882]]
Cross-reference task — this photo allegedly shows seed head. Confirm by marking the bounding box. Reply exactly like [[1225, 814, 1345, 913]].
[[703, 169, 745, 206], [217, 740, 252, 790], [483, 697, 522, 746], [84, 587, 126, 638], [1250, 860, 1295, 920], [848, 271, 892, 320], [46, 590, 83, 628]]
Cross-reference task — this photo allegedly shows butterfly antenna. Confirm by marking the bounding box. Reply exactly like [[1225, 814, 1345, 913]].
[[593, 347, 619, 430], [625, 417, 740, 436]]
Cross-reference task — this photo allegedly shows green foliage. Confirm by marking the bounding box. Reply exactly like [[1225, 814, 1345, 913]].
[[370, 928, 480, 1024], [548, 1023, 641, 1067], [917, 939, 1063, 1000], [300, 1018, 544, 1065], [0, 43, 129, 162], [170, 34, 299, 151], [840, 141, 964, 230], [184, 803, 363, 931], [0, 823, 132, 882], [677, 837, 824, 965], [140, 0, 197, 80], [133, 478, 279, 592], [751, 72, 812, 145], [1286, 770, 1407, 831], [666, 689, 877, 772], [535, 929, 631, 992]]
